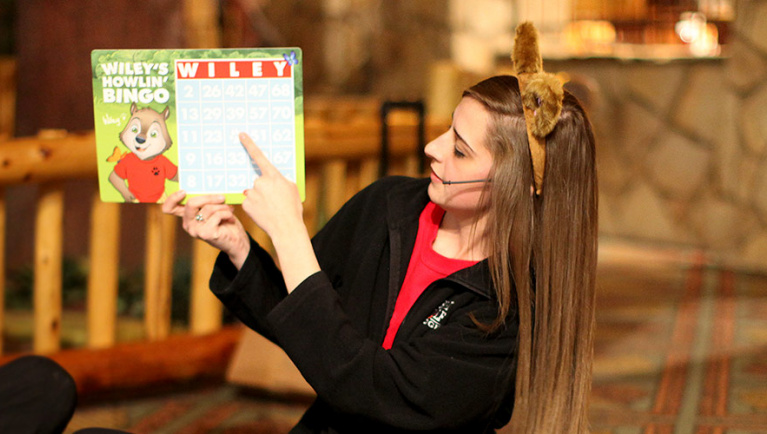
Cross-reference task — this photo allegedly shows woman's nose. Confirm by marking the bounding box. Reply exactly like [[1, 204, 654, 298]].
[[424, 130, 450, 161]]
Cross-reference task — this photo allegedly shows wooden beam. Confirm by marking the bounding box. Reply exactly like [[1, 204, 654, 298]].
[[0, 132, 97, 185], [0, 118, 450, 185], [0, 326, 243, 396]]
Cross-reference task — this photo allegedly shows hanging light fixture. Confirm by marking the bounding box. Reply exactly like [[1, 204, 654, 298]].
[[675, 11, 707, 43], [675, 11, 720, 56]]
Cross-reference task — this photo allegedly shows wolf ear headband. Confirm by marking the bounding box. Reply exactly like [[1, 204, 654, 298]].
[[511, 22, 564, 195]]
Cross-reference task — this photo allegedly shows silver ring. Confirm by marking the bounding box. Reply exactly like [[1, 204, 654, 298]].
[[195, 214, 204, 222]]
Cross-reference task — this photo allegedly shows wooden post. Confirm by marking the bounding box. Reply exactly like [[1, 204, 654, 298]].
[[323, 160, 347, 219], [304, 167, 320, 236], [190, 239, 221, 335], [144, 205, 176, 341], [0, 189, 5, 355], [183, 0, 221, 48], [0, 58, 16, 139], [403, 154, 421, 177], [359, 157, 379, 191], [251, 226, 272, 253], [87, 194, 120, 348], [233, 207, 273, 257], [34, 183, 64, 354], [346, 164, 361, 204]]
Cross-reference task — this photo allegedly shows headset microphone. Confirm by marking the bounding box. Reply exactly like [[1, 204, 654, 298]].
[[441, 179, 490, 185]]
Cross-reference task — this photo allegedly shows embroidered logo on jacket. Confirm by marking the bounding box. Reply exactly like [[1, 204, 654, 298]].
[[423, 300, 455, 329]]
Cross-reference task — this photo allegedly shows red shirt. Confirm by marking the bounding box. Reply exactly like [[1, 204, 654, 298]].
[[382, 201, 479, 349], [114, 153, 178, 202]]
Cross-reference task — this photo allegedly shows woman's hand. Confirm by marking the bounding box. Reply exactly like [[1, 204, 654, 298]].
[[238, 132, 320, 292], [239, 132, 304, 240], [162, 191, 251, 269]]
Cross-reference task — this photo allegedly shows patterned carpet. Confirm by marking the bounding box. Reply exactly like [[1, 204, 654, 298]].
[[589, 242, 767, 434], [66, 386, 308, 433], [65, 241, 767, 433]]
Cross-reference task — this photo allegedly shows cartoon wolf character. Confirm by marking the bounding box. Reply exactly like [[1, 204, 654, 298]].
[[108, 103, 178, 203]]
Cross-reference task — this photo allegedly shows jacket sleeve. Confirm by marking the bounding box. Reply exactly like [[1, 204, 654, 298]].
[[209, 236, 288, 343], [266, 273, 518, 431]]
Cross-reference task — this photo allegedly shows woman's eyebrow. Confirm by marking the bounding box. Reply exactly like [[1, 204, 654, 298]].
[[450, 109, 476, 153], [452, 125, 476, 153]]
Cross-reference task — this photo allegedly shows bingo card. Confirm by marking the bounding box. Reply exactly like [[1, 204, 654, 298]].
[[91, 48, 305, 204]]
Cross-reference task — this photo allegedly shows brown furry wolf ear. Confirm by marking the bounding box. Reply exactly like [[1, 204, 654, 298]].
[[523, 73, 564, 137], [512, 22, 542, 75], [511, 21, 563, 195]]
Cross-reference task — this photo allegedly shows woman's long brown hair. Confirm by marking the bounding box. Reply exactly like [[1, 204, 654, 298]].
[[464, 75, 598, 433]]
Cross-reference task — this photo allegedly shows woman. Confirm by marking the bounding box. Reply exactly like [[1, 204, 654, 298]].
[[163, 74, 598, 433]]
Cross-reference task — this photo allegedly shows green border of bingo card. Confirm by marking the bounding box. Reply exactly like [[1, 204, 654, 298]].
[[91, 48, 305, 204]]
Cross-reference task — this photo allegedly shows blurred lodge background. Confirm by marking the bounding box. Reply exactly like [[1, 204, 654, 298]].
[[0, 0, 766, 425]]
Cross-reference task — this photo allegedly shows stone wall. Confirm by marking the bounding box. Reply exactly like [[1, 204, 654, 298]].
[[547, 0, 767, 270]]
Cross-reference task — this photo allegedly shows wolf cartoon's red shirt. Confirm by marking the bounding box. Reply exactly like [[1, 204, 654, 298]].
[[114, 153, 178, 202]]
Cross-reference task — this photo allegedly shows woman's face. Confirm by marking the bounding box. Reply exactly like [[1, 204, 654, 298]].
[[425, 96, 494, 215]]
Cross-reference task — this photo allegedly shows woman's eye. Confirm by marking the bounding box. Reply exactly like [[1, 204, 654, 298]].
[[453, 146, 466, 158]]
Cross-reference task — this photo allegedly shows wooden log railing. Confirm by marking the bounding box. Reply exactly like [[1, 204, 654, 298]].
[[0, 113, 449, 395]]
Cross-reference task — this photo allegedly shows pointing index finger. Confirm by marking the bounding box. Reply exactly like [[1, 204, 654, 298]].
[[239, 132, 276, 176]]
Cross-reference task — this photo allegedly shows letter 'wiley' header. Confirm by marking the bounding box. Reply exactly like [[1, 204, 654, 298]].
[[176, 59, 292, 80]]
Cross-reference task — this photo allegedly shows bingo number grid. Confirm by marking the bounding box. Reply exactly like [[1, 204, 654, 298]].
[[175, 58, 297, 195]]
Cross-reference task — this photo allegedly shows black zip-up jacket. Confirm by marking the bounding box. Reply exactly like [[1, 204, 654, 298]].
[[210, 176, 519, 433]]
